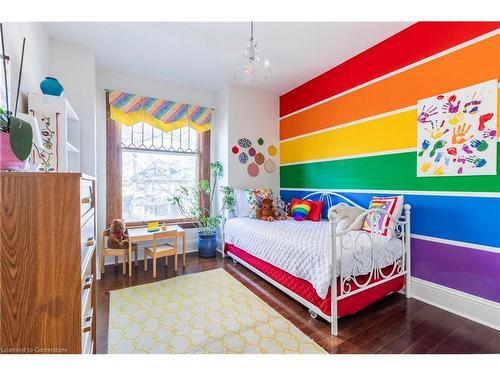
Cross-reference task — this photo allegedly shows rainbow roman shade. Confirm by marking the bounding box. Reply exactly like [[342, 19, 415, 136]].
[[108, 91, 213, 133], [279, 22, 500, 304]]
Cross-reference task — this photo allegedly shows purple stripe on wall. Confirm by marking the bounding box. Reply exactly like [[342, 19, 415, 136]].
[[411, 238, 500, 303]]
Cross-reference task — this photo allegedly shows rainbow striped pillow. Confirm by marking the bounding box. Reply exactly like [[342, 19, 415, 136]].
[[362, 195, 404, 237], [291, 201, 311, 221]]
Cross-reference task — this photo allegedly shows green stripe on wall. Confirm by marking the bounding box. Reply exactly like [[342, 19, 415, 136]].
[[280, 150, 500, 192]]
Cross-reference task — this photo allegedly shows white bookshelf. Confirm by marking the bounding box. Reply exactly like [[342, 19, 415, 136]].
[[28, 92, 81, 172]]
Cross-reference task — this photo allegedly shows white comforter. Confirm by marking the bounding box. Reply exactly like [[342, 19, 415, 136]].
[[224, 217, 403, 299]]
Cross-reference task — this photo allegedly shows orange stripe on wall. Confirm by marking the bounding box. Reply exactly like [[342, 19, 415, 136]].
[[280, 34, 500, 140]]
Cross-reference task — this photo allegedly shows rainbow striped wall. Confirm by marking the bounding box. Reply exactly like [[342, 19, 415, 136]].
[[279, 22, 500, 304]]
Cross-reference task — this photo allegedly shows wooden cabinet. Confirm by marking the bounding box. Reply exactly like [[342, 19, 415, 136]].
[[0, 172, 96, 354]]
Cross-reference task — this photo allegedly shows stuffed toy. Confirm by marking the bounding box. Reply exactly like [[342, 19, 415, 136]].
[[256, 198, 278, 221], [328, 204, 365, 231], [274, 196, 288, 221], [108, 219, 130, 249]]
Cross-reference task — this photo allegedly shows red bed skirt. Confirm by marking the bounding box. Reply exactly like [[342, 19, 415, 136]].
[[225, 243, 405, 318]]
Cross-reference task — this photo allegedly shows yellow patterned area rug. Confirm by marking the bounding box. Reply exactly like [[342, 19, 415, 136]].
[[108, 268, 326, 354]]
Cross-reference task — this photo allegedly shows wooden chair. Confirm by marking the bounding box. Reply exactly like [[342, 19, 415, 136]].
[[100, 229, 138, 275], [144, 230, 178, 278]]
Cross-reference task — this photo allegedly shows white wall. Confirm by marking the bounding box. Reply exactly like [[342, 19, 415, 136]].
[[50, 39, 97, 176], [215, 86, 230, 186], [3, 22, 50, 113], [95, 67, 217, 266], [212, 85, 279, 249], [225, 85, 280, 195]]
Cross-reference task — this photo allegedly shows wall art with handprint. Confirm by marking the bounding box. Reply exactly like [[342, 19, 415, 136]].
[[417, 79, 497, 177]]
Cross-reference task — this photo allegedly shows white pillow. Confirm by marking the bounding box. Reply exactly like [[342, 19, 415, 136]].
[[328, 204, 365, 231], [233, 189, 250, 217]]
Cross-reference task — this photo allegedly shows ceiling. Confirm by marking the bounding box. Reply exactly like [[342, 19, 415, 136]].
[[44, 22, 413, 95]]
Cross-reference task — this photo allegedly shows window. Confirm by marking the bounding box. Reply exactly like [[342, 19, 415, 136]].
[[121, 122, 200, 223]]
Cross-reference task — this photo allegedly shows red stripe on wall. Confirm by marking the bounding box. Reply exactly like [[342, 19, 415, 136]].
[[280, 22, 500, 117]]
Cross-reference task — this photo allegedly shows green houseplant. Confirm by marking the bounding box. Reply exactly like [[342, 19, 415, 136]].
[[0, 27, 33, 170], [168, 161, 235, 257]]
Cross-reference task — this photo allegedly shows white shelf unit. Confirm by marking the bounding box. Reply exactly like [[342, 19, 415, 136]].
[[28, 92, 81, 172]]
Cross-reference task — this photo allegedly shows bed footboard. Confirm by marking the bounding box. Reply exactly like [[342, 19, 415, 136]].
[[329, 203, 412, 336]]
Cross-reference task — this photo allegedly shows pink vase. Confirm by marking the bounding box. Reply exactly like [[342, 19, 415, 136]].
[[0, 132, 28, 171]]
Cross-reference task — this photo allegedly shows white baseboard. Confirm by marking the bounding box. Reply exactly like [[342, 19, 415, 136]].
[[410, 277, 500, 331]]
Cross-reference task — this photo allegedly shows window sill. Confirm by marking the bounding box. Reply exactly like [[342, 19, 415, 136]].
[[125, 219, 197, 229]]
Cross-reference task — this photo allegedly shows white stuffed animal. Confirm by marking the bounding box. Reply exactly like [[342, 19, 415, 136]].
[[328, 203, 365, 231]]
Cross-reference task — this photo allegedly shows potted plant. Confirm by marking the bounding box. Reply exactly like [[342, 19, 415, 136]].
[[0, 28, 33, 170], [168, 161, 235, 257], [0, 106, 34, 170]]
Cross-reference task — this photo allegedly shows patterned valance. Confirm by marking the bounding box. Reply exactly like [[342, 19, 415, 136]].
[[108, 90, 213, 133]]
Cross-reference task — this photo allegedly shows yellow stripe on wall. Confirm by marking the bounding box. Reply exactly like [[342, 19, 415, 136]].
[[280, 109, 416, 164], [280, 87, 500, 165]]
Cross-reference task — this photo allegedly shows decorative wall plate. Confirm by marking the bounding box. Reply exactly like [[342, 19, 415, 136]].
[[264, 159, 276, 173], [255, 152, 265, 165], [238, 138, 252, 148], [239, 152, 248, 164], [247, 162, 259, 177], [232, 146, 239, 154], [258, 138, 264, 145], [248, 147, 256, 157], [268, 145, 277, 156]]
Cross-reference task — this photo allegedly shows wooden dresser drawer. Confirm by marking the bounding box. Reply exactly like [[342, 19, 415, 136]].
[[81, 303, 94, 354], [81, 253, 93, 291], [81, 213, 95, 253], [80, 179, 94, 217], [82, 331, 93, 354]]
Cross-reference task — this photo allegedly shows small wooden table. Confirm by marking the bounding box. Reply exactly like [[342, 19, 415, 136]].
[[127, 225, 186, 277]]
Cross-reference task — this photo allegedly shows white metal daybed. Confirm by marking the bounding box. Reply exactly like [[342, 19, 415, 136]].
[[222, 191, 412, 336]]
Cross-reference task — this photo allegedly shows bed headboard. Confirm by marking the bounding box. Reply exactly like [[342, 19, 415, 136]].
[[301, 191, 365, 210], [288, 191, 366, 220]]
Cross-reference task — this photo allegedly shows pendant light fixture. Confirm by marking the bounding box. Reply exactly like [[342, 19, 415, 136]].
[[233, 22, 271, 83]]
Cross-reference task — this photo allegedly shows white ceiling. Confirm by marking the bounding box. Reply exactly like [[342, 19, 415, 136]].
[[44, 22, 413, 95]]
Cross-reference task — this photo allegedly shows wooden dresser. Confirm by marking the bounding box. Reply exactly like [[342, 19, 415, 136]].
[[0, 172, 96, 354]]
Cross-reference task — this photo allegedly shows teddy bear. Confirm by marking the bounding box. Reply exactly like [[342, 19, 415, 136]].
[[256, 198, 278, 221], [108, 218, 130, 249]]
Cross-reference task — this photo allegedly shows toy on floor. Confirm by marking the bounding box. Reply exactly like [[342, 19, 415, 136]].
[[108, 218, 130, 249], [256, 198, 278, 221]]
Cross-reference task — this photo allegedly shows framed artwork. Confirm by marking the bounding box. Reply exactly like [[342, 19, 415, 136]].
[[30, 111, 59, 172], [417, 79, 497, 177]]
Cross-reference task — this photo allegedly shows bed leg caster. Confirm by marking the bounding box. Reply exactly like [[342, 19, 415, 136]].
[[232, 258, 238, 265], [308, 309, 318, 319]]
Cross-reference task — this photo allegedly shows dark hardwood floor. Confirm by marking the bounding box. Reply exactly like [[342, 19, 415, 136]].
[[97, 253, 500, 354]]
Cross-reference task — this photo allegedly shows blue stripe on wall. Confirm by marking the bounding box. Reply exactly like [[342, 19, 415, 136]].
[[279, 189, 500, 248]]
